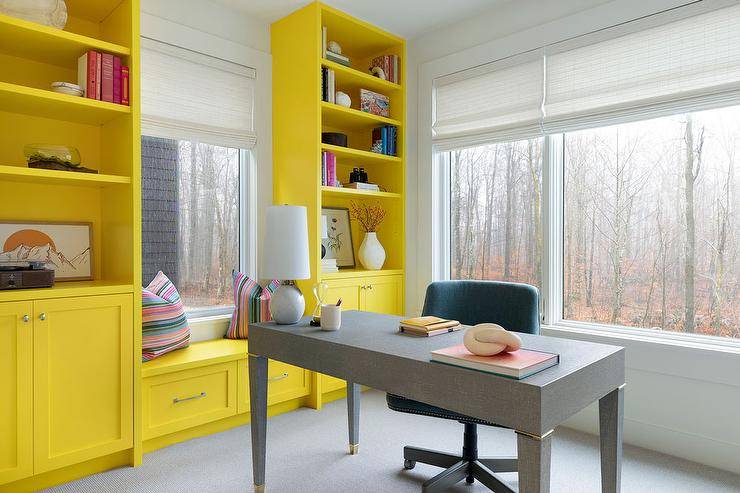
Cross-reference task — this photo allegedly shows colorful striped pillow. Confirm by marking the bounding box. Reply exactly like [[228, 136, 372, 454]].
[[142, 271, 190, 362], [225, 271, 280, 339]]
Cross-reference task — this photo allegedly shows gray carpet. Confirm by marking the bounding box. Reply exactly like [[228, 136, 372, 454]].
[[45, 390, 740, 493]]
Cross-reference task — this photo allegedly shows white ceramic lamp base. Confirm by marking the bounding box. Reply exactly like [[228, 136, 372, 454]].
[[270, 282, 305, 325]]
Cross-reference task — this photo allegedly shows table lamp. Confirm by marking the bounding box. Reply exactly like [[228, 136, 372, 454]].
[[262, 205, 311, 324]]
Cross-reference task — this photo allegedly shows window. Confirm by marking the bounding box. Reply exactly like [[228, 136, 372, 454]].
[[434, 3, 740, 343], [450, 138, 543, 289], [142, 136, 243, 315], [563, 106, 740, 338]]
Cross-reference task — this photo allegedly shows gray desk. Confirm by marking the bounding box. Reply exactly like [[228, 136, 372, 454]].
[[248, 311, 625, 493]]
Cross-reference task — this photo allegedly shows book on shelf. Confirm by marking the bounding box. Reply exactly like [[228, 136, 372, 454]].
[[344, 182, 380, 191], [77, 51, 129, 105], [430, 345, 559, 380], [326, 50, 351, 67], [371, 125, 397, 156], [322, 258, 338, 273], [360, 89, 390, 118], [370, 54, 400, 83], [321, 67, 336, 103], [321, 151, 338, 187], [322, 26, 327, 58]]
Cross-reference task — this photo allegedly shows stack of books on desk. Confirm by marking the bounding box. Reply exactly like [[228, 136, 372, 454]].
[[322, 258, 338, 273], [431, 345, 559, 380], [399, 316, 461, 337]]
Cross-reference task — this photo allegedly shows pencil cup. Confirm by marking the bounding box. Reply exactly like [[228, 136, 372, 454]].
[[320, 304, 341, 331]]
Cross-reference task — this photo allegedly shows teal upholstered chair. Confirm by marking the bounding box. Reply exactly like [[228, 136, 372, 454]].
[[388, 280, 540, 493]]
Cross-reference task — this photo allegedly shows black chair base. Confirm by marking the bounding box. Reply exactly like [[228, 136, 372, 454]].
[[402, 423, 517, 493]]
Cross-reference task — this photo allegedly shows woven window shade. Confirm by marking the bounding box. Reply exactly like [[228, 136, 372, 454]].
[[141, 38, 257, 149]]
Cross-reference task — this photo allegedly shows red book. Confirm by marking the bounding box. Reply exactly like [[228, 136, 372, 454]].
[[101, 53, 114, 102], [113, 56, 122, 104], [121, 66, 130, 106], [95, 52, 102, 99], [431, 344, 559, 379], [77, 51, 98, 99]]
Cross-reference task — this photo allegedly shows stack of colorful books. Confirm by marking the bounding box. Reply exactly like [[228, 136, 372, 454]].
[[399, 316, 461, 337], [321, 150, 338, 187], [371, 125, 397, 156], [78, 51, 129, 105], [370, 55, 400, 83]]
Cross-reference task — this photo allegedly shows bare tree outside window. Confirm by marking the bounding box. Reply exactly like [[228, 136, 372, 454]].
[[564, 106, 740, 338], [141, 136, 240, 315], [450, 138, 544, 288]]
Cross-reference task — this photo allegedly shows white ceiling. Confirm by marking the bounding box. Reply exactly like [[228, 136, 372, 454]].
[[211, 0, 511, 38]]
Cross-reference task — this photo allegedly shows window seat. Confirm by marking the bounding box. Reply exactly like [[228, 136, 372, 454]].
[[142, 339, 247, 378]]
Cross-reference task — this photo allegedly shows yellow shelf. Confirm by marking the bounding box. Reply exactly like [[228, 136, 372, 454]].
[[0, 281, 134, 302], [321, 143, 401, 165], [0, 164, 131, 187], [321, 268, 404, 280], [0, 13, 130, 68], [321, 186, 401, 199], [0, 81, 130, 125], [142, 339, 248, 378], [321, 4, 403, 58], [321, 101, 400, 130], [321, 59, 401, 94]]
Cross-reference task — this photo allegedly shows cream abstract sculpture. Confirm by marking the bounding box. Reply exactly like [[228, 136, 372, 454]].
[[463, 323, 522, 356]]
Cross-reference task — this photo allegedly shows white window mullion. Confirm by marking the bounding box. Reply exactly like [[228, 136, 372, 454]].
[[541, 134, 564, 325], [432, 150, 451, 282]]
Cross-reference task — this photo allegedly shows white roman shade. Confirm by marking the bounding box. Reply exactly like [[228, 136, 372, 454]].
[[433, 50, 544, 149], [433, 2, 740, 147], [141, 38, 257, 149], [543, 3, 740, 132]]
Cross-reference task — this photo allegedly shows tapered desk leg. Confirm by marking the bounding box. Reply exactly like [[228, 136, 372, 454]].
[[249, 355, 268, 493], [516, 430, 552, 493], [347, 381, 360, 454], [599, 385, 624, 493]]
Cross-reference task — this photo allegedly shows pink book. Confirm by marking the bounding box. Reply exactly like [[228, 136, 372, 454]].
[[101, 53, 114, 102], [113, 56, 122, 104], [431, 344, 559, 379], [77, 51, 98, 99], [328, 152, 336, 187], [95, 51, 102, 99], [121, 66, 130, 106]]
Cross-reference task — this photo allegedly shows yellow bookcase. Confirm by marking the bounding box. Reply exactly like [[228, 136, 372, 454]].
[[0, 1, 141, 491], [272, 2, 406, 404]]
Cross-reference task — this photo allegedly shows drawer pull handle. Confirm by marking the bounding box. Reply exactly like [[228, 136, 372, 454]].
[[173, 392, 206, 404], [22, 315, 30, 323], [269, 372, 289, 382], [39, 313, 46, 321]]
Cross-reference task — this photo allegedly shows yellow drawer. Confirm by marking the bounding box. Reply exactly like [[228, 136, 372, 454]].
[[322, 374, 346, 393], [267, 360, 310, 405], [143, 361, 237, 440]]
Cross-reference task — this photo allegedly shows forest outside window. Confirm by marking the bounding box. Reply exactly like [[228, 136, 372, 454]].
[[142, 136, 242, 316], [563, 106, 739, 339]]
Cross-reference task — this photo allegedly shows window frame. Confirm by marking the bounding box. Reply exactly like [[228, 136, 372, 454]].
[[435, 124, 740, 350]]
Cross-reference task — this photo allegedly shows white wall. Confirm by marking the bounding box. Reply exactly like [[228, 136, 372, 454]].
[[406, 0, 740, 475]]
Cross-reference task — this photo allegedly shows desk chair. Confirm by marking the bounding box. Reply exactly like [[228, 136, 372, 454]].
[[387, 280, 540, 493]]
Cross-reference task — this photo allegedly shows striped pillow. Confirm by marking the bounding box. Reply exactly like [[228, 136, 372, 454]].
[[225, 271, 280, 339], [142, 271, 190, 362]]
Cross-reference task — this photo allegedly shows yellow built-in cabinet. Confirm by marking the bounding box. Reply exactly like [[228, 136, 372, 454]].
[[0, 294, 133, 483]]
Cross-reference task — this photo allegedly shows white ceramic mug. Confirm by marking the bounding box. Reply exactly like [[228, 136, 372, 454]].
[[320, 304, 341, 331]]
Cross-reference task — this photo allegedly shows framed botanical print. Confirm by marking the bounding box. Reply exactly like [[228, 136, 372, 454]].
[[321, 207, 355, 268], [0, 221, 93, 281]]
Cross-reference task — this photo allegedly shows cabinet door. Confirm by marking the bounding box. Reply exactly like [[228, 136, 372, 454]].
[[323, 278, 362, 310], [0, 302, 33, 485], [363, 275, 403, 315], [34, 294, 133, 473]]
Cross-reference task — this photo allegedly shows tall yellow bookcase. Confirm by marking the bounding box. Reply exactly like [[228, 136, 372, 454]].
[[272, 3, 406, 405], [0, 1, 141, 491]]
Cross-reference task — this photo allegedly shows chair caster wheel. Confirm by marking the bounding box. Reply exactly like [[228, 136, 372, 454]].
[[466, 476, 474, 484], [403, 459, 416, 470]]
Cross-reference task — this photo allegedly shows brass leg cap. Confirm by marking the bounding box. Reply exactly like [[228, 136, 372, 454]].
[[349, 443, 359, 455], [254, 485, 265, 493]]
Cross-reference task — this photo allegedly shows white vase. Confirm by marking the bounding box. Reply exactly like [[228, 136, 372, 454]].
[[358, 232, 385, 270]]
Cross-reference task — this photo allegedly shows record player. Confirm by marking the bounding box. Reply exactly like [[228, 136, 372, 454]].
[[0, 261, 55, 290]]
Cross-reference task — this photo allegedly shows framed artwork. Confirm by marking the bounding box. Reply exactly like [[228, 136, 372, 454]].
[[0, 221, 93, 281], [321, 207, 355, 268]]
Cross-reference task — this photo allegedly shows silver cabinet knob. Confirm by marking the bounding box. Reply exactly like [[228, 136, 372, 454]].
[[22, 315, 29, 323], [39, 313, 46, 321]]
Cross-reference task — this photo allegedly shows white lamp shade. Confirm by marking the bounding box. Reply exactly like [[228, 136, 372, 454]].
[[321, 215, 328, 239], [261, 205, 311, 280]]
